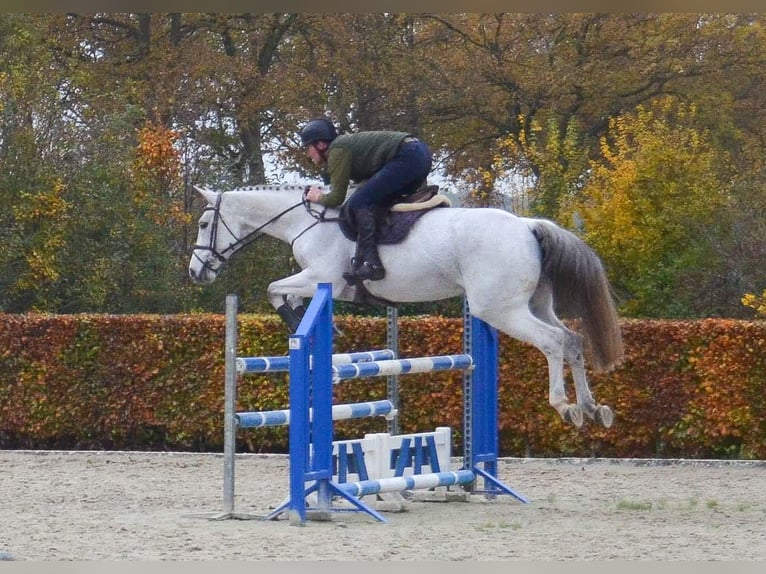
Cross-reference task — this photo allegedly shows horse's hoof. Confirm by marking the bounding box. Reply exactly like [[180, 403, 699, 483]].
[[594, 405, 614, 428], [563, 405, 583, 428]]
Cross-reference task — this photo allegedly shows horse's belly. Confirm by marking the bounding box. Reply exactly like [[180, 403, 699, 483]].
[[365, 275, 462, 303]]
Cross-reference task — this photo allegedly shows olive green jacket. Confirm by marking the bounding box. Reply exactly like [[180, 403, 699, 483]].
[[315, 131, 410, 207]]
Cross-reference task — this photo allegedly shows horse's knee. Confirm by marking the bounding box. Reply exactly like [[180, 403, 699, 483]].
[[266, 285, 283, 308]]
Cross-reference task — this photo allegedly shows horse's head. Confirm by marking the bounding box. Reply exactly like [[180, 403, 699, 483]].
[[188, 187, 247, 284], [190, 183, 316, 284]]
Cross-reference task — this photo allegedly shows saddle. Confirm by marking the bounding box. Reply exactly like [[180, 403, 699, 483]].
[[338, 184, 451, 244], [339, 183, 451, 306]]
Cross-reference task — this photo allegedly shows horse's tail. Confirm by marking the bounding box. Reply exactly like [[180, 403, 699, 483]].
[[530, 220, 624, 372]]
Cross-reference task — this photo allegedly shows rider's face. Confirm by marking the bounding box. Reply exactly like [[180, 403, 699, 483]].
[[305, 142, 326, 164]]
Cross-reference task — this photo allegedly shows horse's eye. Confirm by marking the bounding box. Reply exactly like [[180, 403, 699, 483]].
[[200, 222, 209, 229]]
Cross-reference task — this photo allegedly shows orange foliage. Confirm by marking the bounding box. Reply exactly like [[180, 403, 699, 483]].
[[130, 121, 188, 228], [1, 313, 765, 458]]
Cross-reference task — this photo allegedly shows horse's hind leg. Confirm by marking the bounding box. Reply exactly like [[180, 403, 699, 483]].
[[562, 329, 613, 427], [530, 283, 613, 428], [475, 303, 584, 428]]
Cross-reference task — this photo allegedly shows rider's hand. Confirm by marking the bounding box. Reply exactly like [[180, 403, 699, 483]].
[[306, 186, 323, 203]]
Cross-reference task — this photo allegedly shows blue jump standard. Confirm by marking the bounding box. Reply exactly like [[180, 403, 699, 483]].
[[268, 282, 528, 525]]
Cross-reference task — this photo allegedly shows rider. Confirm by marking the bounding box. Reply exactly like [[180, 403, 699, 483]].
[[300, 117, 433, 281]]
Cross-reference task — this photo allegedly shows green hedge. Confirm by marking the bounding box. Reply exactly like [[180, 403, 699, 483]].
[[1, 313, 764, 458]]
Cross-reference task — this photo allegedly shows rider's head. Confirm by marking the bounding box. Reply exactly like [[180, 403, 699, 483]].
[[299, 117, 337, 150]]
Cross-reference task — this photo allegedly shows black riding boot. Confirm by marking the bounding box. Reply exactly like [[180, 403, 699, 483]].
[[351, 207, 385, 281]]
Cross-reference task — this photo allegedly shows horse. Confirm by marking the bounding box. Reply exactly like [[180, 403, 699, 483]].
[[188, 184, 624, 428]]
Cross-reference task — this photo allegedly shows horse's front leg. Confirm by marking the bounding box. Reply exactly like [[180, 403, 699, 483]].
[[268, 273, 317, 332], [273, 294, 308, 333], [274, 298, 305, 333], [267, 270, 350, 333]]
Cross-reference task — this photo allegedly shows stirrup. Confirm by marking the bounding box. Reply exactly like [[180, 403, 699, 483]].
[[353, 261, 385, 281]]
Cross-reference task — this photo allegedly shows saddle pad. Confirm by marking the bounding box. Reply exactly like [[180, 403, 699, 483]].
[[338, 202, 448, 245]]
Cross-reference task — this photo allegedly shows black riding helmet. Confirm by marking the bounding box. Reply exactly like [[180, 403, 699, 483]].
[[299, 117, 338, 147]]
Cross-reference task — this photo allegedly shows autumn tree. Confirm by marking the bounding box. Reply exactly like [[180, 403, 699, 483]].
[[0, 15, 73, 311], [2, 13, 766, 318], [37, 13, 309, 313], [560, 98, 732, 317], [418, 15, 762, 213]]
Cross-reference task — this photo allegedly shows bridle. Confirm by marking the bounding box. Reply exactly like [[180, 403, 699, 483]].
[[191, 189, 339, 277]]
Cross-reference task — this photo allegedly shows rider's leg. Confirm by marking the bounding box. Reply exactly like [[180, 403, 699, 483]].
[[345, 139, 432, 282], [350, 205, 385, 281]]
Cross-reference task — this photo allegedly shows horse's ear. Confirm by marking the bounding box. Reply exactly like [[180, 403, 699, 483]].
[[194, 185, 217, 205]]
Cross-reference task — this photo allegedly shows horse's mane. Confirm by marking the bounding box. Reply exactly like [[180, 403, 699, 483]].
[[225, 184, 312, 193], [223, 183, 359, 196]]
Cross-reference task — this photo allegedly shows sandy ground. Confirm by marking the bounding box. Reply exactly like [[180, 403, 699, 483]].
[[1, 451, 764, 561]]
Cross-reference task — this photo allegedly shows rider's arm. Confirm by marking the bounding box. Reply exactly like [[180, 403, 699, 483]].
[[315, 146, 352, 207]]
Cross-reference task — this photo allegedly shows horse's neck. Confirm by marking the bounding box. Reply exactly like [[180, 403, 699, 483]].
[[226, 186, 337, 244]]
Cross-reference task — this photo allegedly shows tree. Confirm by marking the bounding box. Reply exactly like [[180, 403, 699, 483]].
[[0, 14, 73, 311], [742, 290, 766, 318], [560, 97, 732, 317], [3, 13, 766, 317], [418, 14, 763, 215]]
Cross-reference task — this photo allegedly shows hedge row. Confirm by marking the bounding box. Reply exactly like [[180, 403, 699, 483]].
[[1, 313, 764, 458]]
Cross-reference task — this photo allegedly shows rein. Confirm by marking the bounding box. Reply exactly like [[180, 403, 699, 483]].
[[293, 191, 343, 246]]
